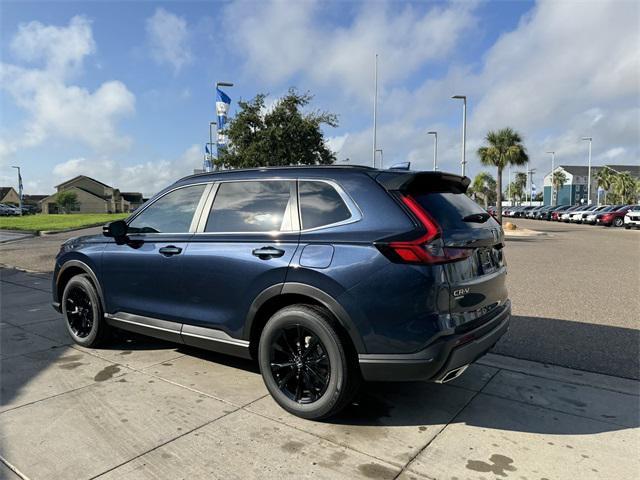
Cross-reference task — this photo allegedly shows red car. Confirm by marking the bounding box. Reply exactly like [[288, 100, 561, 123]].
[[596, 205, 633, 227]]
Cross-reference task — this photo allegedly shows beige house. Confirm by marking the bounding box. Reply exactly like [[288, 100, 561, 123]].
[[0, 187, 20, 205], [40, 176, 144, 214]]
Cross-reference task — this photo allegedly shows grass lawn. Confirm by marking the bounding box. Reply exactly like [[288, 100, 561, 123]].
[[0, 213, 129, 232]]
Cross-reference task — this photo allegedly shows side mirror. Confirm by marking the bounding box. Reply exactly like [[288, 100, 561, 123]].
[[103, 219, 128, 238]]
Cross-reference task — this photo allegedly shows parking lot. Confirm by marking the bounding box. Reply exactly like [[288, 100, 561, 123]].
[[1, 219, 638, 479]]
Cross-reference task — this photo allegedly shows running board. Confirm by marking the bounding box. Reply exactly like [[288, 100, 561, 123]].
[[104, 312, 252, 359]]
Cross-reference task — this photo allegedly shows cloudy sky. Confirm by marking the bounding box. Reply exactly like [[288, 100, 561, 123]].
[[1, 0, 638, 196]]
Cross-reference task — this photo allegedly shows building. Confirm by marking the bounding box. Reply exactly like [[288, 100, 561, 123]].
[[40, 176, 144, 214], [0, 187, 20, 205], [543, 164, 640, 206]]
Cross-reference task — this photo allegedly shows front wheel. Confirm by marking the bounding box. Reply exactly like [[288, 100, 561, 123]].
[[62, 274, 110, 347], [614, 217, 624, 227], [258, 304, 360, 420]]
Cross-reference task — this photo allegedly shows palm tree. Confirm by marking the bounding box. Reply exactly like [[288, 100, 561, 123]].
[[470, 172, 497, 208], [551, 170, 567, 206], [596, 167, 615, 204], [611, 171, 637, 204], [477, 128, 529, 224]]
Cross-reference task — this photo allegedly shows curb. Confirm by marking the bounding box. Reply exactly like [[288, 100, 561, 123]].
[[40, 223, 108, 236]]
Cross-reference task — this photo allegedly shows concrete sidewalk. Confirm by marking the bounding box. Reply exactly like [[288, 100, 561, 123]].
[[1, 268, 639, 479]]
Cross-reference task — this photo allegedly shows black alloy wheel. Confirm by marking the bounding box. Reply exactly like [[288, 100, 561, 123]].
[[269, 324, 331, 404], [65, 284, 94, 338]]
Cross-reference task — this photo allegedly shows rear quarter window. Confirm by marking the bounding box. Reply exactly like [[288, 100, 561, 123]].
[[299, 181, 352, 230]]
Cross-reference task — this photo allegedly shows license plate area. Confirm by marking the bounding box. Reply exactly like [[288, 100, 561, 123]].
[[476, 247, 499, 275]]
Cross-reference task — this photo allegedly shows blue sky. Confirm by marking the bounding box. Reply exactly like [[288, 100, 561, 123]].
[[1, 0, 638, 196]]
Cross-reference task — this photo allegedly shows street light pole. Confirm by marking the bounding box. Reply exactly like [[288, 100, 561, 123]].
[[375, 149, 383, 169], [11, 166, 23, 215], [372, 54, 378, 168], [209, 121, 216, 171], [427, 131, 438, 171], [582, 137, 592, 204], [508, 164, 512, 204], [546, 151, 555, 205], [451, 95, 467, 176]]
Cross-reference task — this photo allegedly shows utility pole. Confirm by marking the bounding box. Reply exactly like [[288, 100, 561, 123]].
[[582, 137, 592, 204], [11, 166, 23, 215], [427, 131, 438, 171], [372, 54, 378, 168], [451, 95, 467, 176], [546, 151, 555, 205]]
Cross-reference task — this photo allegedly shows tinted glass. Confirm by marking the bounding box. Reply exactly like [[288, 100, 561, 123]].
[[206, 181, 293, 232], [414, 192, 488, 231], [128, 184, 206, 233], [299, 181, 352, 230]]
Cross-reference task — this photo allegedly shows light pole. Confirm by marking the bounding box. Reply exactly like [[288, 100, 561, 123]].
[[508, 164, 512, 204], [427, 131, 438, 171], [375, 149, 383, 169], [372, 54, 378, 168], [546, 151, 555, 205], [528, 167, 536, 206], [582, 137, 592, 204], [209, 121, 216, 170], [11, 166, 23, 215], [451, 95, 467, 176]]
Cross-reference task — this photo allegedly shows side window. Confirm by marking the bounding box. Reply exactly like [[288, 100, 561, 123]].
[[299, 181, 352, 230], [205, 181, 295, 232], [128, 184, 206, 234]]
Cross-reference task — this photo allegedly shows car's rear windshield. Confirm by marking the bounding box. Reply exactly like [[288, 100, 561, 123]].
[[412, 192, 489, 230]]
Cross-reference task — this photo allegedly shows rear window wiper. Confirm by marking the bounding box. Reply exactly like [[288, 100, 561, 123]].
[[462, 212, 490, 223]]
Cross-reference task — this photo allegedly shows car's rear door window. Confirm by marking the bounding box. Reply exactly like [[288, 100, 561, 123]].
[[412, 192, 488, 231], [128, 184, 207, 233], [299, 180, 352, 230], [205, 181, 295, 232]]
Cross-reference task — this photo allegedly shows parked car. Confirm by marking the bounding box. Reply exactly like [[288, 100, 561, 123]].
[[541, 205, 568, 221], [597, 205, 635, 227], [502, 206, 521, 217], [513, 206, 535, 218], [52, 166, 510, 419], [532, 205, 556, 220], [624, 206, 640, 229], [571, 205, 608, 224], [559, 205, 585, 222], [524, 206, 544, 219], [0, 203, 20, 216], [585, 205, 621, 225]]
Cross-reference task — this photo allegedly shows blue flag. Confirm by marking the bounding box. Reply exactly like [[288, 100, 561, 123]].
[[205, 144, 210, 154]]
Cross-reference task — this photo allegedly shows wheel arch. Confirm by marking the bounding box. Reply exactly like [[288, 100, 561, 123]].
[[244, 282, 366, 359], [56, 260, 105, 311]]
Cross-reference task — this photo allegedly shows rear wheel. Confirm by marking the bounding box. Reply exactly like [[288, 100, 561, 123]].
[[614, 217, 624, 227], [62, 274, 109, 347], [258, 304, 360, 420]]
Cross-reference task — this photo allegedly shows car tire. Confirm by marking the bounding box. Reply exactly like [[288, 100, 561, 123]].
[[258, 304, 361, 420], [614, 217, 624, 227], [62, 274, 110, 347]]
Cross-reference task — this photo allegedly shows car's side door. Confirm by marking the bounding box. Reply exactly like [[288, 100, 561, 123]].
[[101, 183, 212, 325], [179, 179, 299, 340]]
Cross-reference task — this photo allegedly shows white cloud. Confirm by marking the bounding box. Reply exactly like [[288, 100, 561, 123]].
[[225, 0, 477, 100], [146, 8, 192, 73], [52, 145, 202, 196], [325, 133, 349, 154], [0, 16, 135, 162]]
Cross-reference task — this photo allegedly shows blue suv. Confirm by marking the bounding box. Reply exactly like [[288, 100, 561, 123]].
[[52, 166, 510, 419]]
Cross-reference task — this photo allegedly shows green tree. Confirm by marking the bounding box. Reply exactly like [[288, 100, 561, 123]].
[[55, 191, 78, 214], [611, 171, 637, 204], [551, 170, 567, 205], [216, 89, 338, 169], [470, 172, 497, 208], [595, 166, 615, 203], [477, 128, 529, 223]]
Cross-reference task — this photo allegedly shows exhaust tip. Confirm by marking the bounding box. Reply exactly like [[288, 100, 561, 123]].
[[435, 364, 469, 384]]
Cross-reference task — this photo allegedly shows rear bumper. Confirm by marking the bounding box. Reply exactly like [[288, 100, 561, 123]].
[[358, 301, 510, 382]]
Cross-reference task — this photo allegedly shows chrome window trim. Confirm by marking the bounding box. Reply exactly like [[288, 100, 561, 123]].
[[125, 182, 213, 236], [297, 178, 362, 232], [195, 178, 299, 235]]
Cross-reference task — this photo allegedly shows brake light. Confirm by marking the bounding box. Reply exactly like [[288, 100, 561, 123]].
[[377, 195, 472, 265]]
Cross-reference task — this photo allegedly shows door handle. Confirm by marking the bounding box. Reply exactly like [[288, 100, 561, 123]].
[[159, 245, 182, 256], [252, 246, 285, 259]]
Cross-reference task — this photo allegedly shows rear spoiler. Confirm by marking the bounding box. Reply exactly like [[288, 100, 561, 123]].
[[374, 171, 471, 194]]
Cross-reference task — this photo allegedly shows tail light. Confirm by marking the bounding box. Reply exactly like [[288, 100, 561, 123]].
[[376, 195, 472, 265]]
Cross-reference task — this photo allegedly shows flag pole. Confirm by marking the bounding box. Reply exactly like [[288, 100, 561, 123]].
[[372, 54, 378, 168]]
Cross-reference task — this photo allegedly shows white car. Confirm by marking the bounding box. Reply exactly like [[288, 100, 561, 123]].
[[568, 205, 598, 223], [624, 206, 640, 229]]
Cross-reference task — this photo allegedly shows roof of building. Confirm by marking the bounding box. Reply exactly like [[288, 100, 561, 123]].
[[0, 187, 17, 198], [55, 175, 113, 190], [121, 192, 143, 202], [23, 194, 47, 201], [605, 164, 640, 176], [558, 164, 639, 178]]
